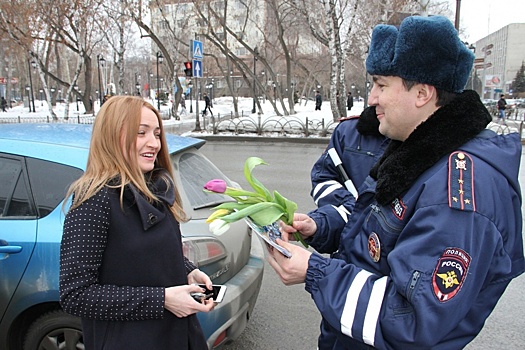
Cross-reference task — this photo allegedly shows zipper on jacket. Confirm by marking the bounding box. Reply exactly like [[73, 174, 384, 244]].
[[407, 270, 421, 302], [368, 204, 402, 232]]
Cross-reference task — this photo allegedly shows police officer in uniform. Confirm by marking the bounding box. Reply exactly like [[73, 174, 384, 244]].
[[309, 106, 388, 241], [269, 16, 524, 349]]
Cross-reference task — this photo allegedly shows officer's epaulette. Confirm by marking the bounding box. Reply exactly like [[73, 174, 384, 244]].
[[338, 115, 360, 122], [448, 151, 476, 212]]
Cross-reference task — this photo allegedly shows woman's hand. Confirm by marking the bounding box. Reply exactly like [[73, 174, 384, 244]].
[[187, 268, 213, 290], [164, 285, 214, 318]]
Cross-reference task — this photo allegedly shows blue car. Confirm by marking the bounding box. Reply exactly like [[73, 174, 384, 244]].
[[0, 123, 264, 350]]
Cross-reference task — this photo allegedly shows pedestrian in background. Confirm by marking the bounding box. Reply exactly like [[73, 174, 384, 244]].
[[180, 93, 187, 112], [346, 91, 353, 111], [59, 96, 214, 350], [1, 97, 7, 112], [270, 15, 523, 349], [203, 92, 213, 116], [315, 90, 322, 110], [497, 93, 507, 124]]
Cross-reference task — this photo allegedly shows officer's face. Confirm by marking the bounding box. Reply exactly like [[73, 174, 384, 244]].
[[368, 75, 423, 141]]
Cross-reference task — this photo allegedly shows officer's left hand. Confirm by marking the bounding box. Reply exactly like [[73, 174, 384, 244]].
[[267, 239, 312, 286]]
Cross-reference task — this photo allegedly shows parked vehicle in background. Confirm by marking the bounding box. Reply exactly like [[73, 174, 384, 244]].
[[0, 124, 264, 350]]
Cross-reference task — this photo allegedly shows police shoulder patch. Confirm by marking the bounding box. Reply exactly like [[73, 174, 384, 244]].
[[432, 248, 471, 302], [448, 151, 476, 212]]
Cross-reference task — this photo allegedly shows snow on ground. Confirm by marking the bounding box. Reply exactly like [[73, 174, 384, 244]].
[[0, 96, 366, 137]]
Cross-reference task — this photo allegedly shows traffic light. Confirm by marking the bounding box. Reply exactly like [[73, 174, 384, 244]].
[[184, 62, 192, 77]]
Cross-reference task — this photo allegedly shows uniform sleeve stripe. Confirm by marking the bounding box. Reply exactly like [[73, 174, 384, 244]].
[[332, 204, 350, 223], [341, 270, 373, 338], [313, 184, 342, 205], [362, 276, 388, 346], [313, 180, 340, 197]]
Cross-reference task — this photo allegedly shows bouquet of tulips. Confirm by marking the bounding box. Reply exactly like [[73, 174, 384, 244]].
[[203, 156, 307, 247]]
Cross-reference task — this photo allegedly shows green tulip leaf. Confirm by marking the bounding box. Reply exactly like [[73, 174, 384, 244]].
[[223, 188, 265, 198], [244, 157, 273, 201], [220, 202, 280, 225], [213, 202, 252, 211], [273, 190, 297, 225]]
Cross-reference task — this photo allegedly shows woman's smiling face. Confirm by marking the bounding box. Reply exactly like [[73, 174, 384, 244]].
[[135, 106, 161, 173]]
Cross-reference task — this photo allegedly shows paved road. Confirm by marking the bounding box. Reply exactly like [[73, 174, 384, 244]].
[[198, 139, 525, 350]]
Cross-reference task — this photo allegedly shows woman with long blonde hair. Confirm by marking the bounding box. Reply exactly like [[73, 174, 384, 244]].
[[60, 96, 213, 349]]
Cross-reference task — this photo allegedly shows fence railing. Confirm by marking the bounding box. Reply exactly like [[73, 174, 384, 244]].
[[199, 111, 339, 137], [2, 108, 525, 141]]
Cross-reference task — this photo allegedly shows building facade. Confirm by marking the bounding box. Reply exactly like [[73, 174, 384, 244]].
[[474, 23, 525, 99]]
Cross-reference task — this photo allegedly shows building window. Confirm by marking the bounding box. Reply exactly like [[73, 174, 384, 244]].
[[236, 47, 247, 56]]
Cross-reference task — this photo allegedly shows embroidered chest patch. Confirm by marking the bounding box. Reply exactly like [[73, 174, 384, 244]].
[[432, 248, 471, 302], [391, 197, 406, 220], [368, 232, 381, 262], [448, 151, 476, 212]]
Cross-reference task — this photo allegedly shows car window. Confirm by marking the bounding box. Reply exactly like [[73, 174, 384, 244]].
[[176, 152, 232, 209], [0, 156, 33, 217], [25, 158, 84, 218]]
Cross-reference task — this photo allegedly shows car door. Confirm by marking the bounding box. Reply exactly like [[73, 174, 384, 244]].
[[0, 155, 37, 321]]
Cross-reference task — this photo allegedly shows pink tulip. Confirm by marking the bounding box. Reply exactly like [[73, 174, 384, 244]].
[[204, 179, 227, 193]]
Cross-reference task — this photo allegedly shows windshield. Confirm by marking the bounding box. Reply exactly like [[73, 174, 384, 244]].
[[176, 152, 233, 210]]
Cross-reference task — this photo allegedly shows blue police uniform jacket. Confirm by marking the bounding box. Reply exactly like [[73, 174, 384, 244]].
[[305, 90, 525, 349], [309, 107, 389, 253]]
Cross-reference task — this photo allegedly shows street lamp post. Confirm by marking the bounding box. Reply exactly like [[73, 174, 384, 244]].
[[364, 80, 370, 108], [188, 81, 193, 113], [50, 87, 56, 106], [156, 51, 163, 111], [211, 79, 214, 103], [25, 85, 31, 112], [135, 72, 141, 96], [97, 54, 105, 106], [27, 59, 36, 112], [252, 47, 258, 114], [466, 43, 476, 90], [74, 85, 79, 111], [261, 71, 266, 102], [39, 89, 43, 106], [147, 71, 153, 100], [454, 0, 461, 30]]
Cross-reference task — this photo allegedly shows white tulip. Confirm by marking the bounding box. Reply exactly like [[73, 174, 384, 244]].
[[209, 219, 230, 236]]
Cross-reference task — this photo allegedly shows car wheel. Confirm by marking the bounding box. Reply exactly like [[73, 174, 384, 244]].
[[23, 310, 83, 350]]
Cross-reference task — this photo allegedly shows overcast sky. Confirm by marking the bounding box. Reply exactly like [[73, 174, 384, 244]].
[[450, 0, 525, 42]]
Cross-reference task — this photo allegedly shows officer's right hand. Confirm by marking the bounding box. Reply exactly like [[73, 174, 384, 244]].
[[280, 213, 317, 241]]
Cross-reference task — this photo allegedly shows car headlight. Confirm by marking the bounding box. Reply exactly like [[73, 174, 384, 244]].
[[182, 237, 227, 267]]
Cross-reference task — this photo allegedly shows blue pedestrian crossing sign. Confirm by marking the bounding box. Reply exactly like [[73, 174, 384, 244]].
[[192, 60, 202, 78], [191, 40, 203, 60]]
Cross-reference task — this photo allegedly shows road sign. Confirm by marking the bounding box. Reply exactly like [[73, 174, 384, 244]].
[[474, 63, 492, 70], [191, 40, 203, 60], [192, 60, 202, 78]]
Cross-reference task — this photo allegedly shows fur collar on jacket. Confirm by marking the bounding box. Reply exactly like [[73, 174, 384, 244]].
[[356, 106, 383, 137], [370, 90, 492, 205]]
